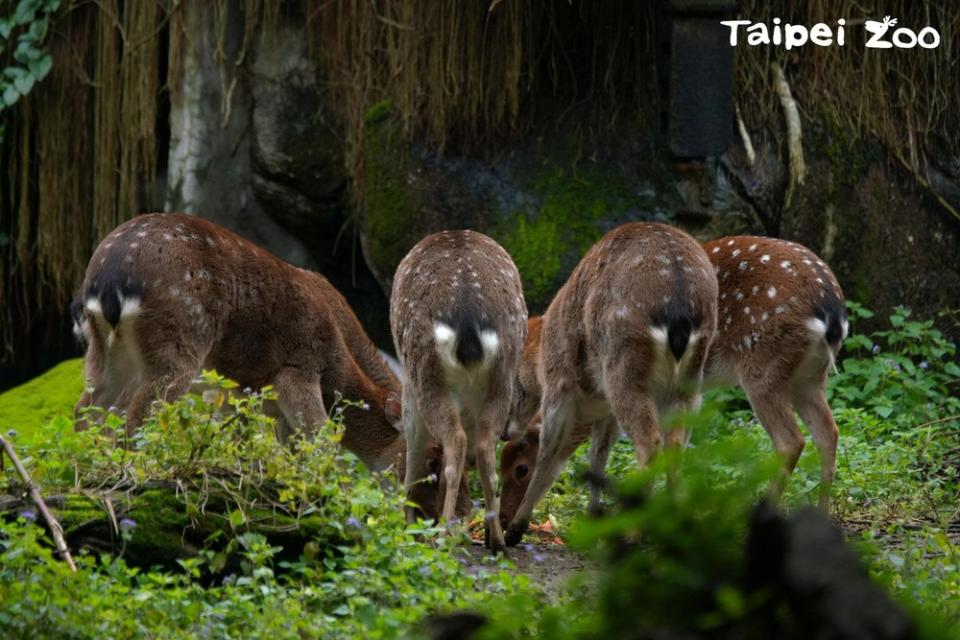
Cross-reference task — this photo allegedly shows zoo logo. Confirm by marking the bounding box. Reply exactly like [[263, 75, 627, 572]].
[[721, 15, 941, 50], [864, 16, 940, 49]]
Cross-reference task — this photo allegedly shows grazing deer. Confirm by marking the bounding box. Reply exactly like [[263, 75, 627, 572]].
[[390, 230, 527, 552], [499, 236, 847, 534], [502, 222, 718, 546], [73, 213, 468, 519], [703, 236, 847, 508]]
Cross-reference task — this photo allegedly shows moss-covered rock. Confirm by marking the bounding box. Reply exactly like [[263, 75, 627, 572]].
[[0, 358, 83, 439], [358, 106, 725, 311]]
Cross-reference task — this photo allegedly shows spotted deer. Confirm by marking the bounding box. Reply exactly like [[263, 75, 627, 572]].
[[390, 230, 527, 552], [73, 213, 468, 518], [703, 236, 847, 508], [502, 222, 718, 546], [499, 236, 847, 533]]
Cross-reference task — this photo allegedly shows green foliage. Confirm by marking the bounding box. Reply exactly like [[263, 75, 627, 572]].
[[0, 374, 538, 638], [0, 0, 59, 134]]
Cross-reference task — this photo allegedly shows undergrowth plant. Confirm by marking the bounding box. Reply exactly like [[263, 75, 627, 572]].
[[0, 375, 538, 639]]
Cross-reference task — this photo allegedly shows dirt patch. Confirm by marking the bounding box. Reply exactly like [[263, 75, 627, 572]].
[[460, 540, 594, 601]]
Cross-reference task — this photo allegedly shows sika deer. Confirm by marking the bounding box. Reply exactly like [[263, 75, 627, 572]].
[[502, 222, 718, 546], [76, 214, 409, 475], [499, 236, 847, 531], [703, 236, 846, 508], [390, 230, 526, 552]]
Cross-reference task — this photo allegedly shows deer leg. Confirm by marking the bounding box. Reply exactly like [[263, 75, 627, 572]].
[[415, 389, 466, 526], [125, 365, 199, 439], [504, 390, 579, 546], [477, 399, 511, 552], [794, 383, 838, 511], [743, 383, 805, 499], [401, 384, 430, 523], [587, 418, 619, 516], [273, 368, 327, 440]]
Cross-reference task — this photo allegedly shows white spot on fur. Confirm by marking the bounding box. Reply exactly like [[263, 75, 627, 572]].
[[781, 260, 792, 269], [739, 261, 748, 271], [748, 243, 757, 251], [732, 249, 741, 257], [760, 254, 770, 264], [85, 298, 102, 314], [767, 286, 777, 298], [711, 246, 720, 253]]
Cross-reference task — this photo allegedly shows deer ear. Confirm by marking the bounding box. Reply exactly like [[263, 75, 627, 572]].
[[384, 392, 402, 430]]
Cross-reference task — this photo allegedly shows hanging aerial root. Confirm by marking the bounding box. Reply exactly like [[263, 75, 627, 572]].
[[771, 62, 805, 208]]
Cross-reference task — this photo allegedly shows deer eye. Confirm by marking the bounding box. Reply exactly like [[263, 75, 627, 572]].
[[516, 464, 529, 479]]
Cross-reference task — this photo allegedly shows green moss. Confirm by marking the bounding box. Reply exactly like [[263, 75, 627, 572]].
[[0, 358, 83, 439], [495, 166, 639, 309], [362, 112, 424, 277]]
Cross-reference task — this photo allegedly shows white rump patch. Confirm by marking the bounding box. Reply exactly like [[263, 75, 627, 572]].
[[649, 325, 669, 345], [805, 317, 828, 338], [479, 330, 500, 359], [85, 297, 103, 315], [120, 296, 142, 319]]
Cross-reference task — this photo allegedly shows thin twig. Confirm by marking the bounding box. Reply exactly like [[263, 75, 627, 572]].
[[0, 436, 77, 572], [912, 415, 960, 431]]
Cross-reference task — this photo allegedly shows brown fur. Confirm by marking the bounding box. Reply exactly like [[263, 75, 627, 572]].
[[704, 235, 846, 508], [74, 213, 466, 519], [502, 222, 718, 545], [390, 230, 527, 552], [499, 236, 846, 532]]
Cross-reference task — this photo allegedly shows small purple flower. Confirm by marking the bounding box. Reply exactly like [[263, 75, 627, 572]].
[[243, 387, 253, 395], [345, 517, 362, 529], [418, 565, 432, 577], [119, 517, 137, 530], [919, 361, 929, 370], [522, 543, 534, 552], [18, 510, 37, 522], [872, 345, 881, 355], [6, 429, 17, 438], [532, 554, 545, 563], [222, 573, 237, 586]]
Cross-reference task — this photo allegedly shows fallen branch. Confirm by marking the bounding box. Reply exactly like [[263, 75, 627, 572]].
[[0, 435, 77, 572], [771, 62, 805, 208]]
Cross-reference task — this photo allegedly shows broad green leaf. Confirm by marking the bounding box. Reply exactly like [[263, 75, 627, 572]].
[[2, 85, 20, 106], [27, 53, 50, 80], [12, 72, 33, 95]]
